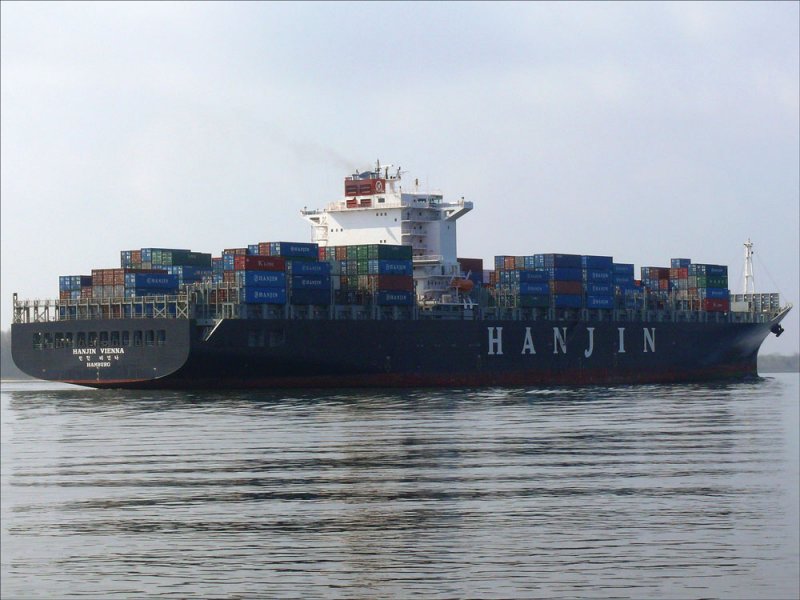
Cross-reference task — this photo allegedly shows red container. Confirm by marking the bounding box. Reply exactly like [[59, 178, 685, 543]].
[[551, 280, 583, 294], [670, 267, 688, 280], [369, 275, 414, 291], [335, 246, 348, 261], [59, 291, 71, 301], [223, 271, 236, 283], [703, 298, 730, 312], [80, 287, 93, 299], [503, 256, 516, 270], [458, 257, 484, 275], [257, 243, 271, 256], [234, 255, 286, 271]]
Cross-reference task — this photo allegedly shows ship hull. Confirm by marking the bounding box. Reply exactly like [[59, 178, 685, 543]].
[[11, 315, 781, 389]]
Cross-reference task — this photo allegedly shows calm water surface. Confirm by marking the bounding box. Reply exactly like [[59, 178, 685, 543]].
[[2, 376, 798, 599]]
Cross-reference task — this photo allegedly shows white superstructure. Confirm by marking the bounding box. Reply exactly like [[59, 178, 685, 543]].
[[301, 161, 473, 302]]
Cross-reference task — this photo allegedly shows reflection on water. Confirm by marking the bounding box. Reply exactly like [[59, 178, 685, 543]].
[[2, 376, 798, 599]]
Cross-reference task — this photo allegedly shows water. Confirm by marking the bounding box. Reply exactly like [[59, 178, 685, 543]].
[[2, 376, 798, 599]]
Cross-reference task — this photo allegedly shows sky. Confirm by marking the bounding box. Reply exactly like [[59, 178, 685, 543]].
[[1, 1, 798, 354]]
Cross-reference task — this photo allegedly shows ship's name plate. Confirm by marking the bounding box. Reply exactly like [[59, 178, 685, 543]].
[[72, 347, 125, 368]]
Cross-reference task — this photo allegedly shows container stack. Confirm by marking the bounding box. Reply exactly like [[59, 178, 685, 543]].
[[582, 255, 614, 309], [689, 263, 729, 312], [540, 254, 583, 309], [613, 263, 639, 309], [122, 248, 212, 270], [234, 255, 288, 305], [287, 259, 331, 305], [90, 268, 169, 299], [58, 275, 92, 301], [669, 258, 691, 308], [321, 244, 414, 306]]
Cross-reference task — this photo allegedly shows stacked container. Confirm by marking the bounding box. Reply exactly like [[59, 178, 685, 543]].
[[321, 244, 414, 306], [582, 255, 614, 309], [91, 268, 168, 299], [689, 263, 729, 312], [58, 275, 92, 301]]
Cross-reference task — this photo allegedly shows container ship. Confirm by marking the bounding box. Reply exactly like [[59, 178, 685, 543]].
[[11, 162, 792, 389]]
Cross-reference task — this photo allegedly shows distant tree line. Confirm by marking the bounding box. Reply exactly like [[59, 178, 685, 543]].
[[758, 352, 800, 373]]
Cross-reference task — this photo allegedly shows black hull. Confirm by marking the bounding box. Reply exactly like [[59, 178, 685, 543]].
[[11, 315, 781, 389]]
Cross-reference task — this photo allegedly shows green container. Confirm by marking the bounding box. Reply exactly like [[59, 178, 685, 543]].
[[519, 294, 551, 308], [706, 276, 728, 288]]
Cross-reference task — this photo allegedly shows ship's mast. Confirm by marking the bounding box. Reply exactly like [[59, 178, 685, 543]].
[[743, 238, 755, 294]]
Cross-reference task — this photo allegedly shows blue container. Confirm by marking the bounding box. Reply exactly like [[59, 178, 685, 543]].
[[124, 274, 179, 289], [270, 241, 318, 259], [586, 283, 613, 295], [376, 290, 414, 306], [518, 269, 549, 283], [671, 258, 691, 268], [586, 295, 615, 309], [542, 254, 582, 268], [706, 264, 728, 276], [553, 294, 583, 308], [248, 244, 259, 255], [289, 260, 332, 276], [698, 288, 729, 300], [613, 263, 635, 276], [290, 288, 331, 305], [581, 255, 613, 270], [550, 267, 582, 281], [240, 287, 287, 304], [236, 271, 287, 287], [613, 274, 635, 286], [290, 274, 331, 290], [584, 269, 612, 283], [519, 282, 550, 295]]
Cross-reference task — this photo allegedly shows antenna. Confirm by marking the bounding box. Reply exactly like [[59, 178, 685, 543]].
[[743, 238, 755, 294]]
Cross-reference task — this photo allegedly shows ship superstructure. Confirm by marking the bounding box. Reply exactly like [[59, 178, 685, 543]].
[[301, 161, 472, 303]]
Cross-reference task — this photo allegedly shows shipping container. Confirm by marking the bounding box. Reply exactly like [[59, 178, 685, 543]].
[[552, 294, 583, 308], [586, 295, 615, 309], [269, 241, 319, 259], [290, 275, 331, 290], [375, 290, 414, 306], [289, 288, 331, 305], [366, 259, 413, 276], [235, 271, 287, 287], [240, 287, 288, 304], [519, 282, 550, 295], [702, 298, 730, 312], [518, 295, 551, 308], [581, 255, 613, 270], [233, 255, 286, 271], [671, 258, 691, 268], [551, 281, 583, 295], [584, 269, 613, 283], [123, 274, 179, 289], [288, 260, 333, 276], [549, 267, 582, 282]]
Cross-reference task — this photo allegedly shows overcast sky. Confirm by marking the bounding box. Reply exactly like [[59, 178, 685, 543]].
[[2, 1, 798, 353]]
